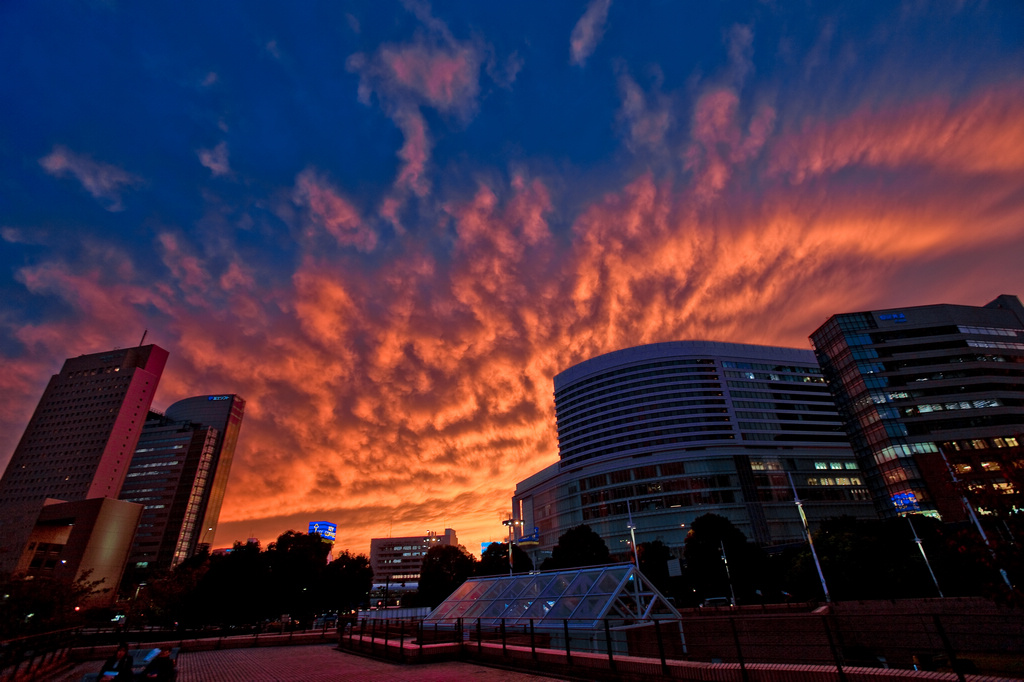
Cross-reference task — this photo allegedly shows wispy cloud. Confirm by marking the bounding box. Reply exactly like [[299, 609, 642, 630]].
[[38, 146, 141, 211], [347, 7, 484, 198], [617, 70, 672, 152], [292, 169, 376, 251], [198, 141, 231, 177], [570, 0, 612, 66]]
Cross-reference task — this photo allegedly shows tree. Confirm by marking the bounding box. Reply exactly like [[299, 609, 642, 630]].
[[417, 544, 477, 608], [322, 550, 373, 613], [540, 524, 611, 570], [0, 569, 105, 638], [683, 513, 766, 604], [477, 542, 534, 576], [638, 540, 674, 594]]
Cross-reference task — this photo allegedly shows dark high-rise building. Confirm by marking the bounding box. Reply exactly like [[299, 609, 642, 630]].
[[161, 394, 245, 550], [513, 341, 875, 563], [120, 412, 220, 577], [810, 295, 1024, 521], [0, 344, 167, 578]]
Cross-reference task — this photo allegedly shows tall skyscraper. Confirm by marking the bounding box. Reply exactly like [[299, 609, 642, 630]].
[[810, 295, 1024, 521], [160, 394, 245, 550], [0, 344, 168, 575], [120, 411, 220, 579], [513, 341, 874, 563]]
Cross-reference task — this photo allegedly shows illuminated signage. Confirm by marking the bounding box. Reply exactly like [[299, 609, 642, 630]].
[[878, 313, 907, 323], [518, 526, 541, 543], [308, 521, 337, 541], [891, 492, 920, 512], [208, 395, 232, 401]]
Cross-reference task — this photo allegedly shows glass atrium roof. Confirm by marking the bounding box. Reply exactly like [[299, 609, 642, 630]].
[[423, 563, 681, 630]]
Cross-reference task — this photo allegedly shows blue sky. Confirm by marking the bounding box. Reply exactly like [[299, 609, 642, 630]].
[[2, 1, 1022, 554]]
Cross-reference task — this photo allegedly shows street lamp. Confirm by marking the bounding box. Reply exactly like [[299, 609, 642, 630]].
[[502, 518, 522, 576], [907, 514, 943, 598], [787, 472, 831, 603]]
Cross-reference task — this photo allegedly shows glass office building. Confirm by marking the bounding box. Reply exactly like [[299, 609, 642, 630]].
[[810, 295, 1024, 521]]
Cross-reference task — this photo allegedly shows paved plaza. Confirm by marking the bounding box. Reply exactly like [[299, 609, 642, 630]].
[[57, 643, 566, 681]]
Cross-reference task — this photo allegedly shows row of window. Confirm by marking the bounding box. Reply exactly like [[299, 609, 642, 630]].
[[555, 359, 716, 403], [557, 383, 723, 421]]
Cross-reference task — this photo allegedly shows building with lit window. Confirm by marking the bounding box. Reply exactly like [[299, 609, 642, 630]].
[[119, 394, 244, 585], [0, 344, 167, 599], [810, 295, 1024, 521], [512, 341, 875, 564], [160, 394, 245, 549], [120, 411, 219, 581], [369, 528, 458, 591]]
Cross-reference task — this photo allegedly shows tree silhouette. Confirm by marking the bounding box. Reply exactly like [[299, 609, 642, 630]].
[[417, 544, 477, 607], [638, 540, 674, 594], [323, 550, 373, 613], [477, 542, 534, 576], [683, 513, 765, 603], [540, 524, 611, 570]]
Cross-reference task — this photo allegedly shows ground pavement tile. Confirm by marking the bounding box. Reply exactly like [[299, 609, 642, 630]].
[[55, 643, 566, 681]]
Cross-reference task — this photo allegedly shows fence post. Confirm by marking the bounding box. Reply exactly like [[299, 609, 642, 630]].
[[563, 619, 572, 666], [654, 619, 668, 675], [418, 620, 423, 663], [501, 618, 507, 656], [399, 619, 405, 662], [933, 615, 967, 682], [604, 618, 616, 672], [821, 615, 847, 682], [530, 619, 537, 661], [477, 618, 482, 654], [728, 616, 749, 682], [384, 618, 390, 657]]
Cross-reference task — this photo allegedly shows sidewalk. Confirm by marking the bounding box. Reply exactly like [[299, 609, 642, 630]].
[[56, 642, 566, 681]]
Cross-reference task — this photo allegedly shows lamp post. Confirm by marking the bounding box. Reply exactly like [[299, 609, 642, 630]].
[[907, 515, 943, 598], [719, 540, 737, 607], [502, 518, 522, 576], [787, 472, 831, 603]]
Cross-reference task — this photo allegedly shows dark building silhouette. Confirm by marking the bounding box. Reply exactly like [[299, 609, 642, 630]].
[[161, 394, 245, 549], [120, 411, 220, 579], [810, 295, 1024, 521], [0, 345, 167, 595]]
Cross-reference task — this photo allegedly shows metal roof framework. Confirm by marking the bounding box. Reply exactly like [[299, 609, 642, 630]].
[[423, 563, 681, 630]]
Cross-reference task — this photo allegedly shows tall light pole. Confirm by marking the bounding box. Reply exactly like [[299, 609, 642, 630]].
[[907, 515, 943, 598], [719, 540, 737, 607], [502, 518, 521, 576], [788, 472, 831, 603]]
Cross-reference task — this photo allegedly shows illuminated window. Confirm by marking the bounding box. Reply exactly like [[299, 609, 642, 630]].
[[981, 462, 1000, 472], [815, 462, 828, 470], [954, 464, 972, 474]]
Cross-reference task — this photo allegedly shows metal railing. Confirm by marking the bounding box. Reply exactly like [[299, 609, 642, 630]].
[[0, 627, 81, 681], [338, 609, 1024, 680]]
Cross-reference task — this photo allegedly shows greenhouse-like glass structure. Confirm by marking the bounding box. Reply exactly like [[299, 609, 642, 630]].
[[424, 563, 682, 633]]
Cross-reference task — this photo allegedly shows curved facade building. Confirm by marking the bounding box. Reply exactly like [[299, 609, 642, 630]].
[[513, 341, 875, 561]]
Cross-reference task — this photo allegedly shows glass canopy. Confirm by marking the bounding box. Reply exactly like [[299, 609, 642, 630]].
[[423, 563, 681, 630]]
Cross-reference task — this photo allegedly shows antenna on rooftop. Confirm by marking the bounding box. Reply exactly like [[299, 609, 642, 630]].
[[138, 329, 148, 347]]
